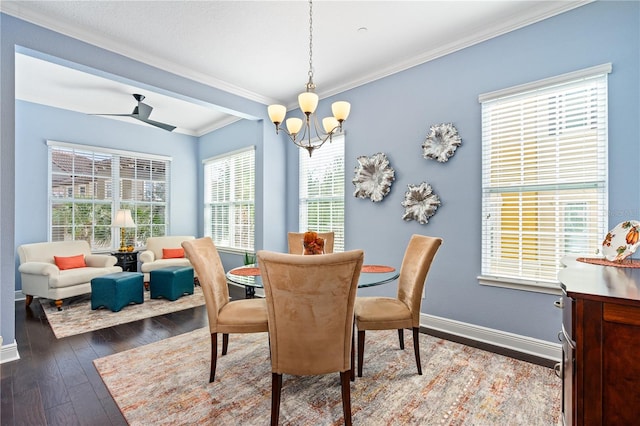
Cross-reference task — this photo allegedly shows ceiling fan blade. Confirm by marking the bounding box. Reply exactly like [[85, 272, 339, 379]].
[[135, 102, 153, 119], [91, 93, 174, 131], [91, 113, 134, 117], [133, 116, 176, 132]]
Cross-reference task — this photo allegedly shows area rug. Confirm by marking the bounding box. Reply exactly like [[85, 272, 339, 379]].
[[41, 286, 205, 339], [94, 328, 561, 425]]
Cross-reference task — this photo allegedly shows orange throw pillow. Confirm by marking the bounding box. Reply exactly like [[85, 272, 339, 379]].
[[54, 254, 86, 270], [162, 248, 184, 259]]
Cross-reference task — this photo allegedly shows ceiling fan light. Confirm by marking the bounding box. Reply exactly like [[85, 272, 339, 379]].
[[268, 104, 287, 124], [331, 101, 351, 121], [286, 117, 303, 135], [298, 92, 319, 114]]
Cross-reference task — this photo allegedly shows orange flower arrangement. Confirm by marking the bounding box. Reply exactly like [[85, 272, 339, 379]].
[[303, 231, 325, 255]]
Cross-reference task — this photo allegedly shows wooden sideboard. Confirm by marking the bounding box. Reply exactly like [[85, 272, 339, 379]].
[[558, 257, 640, 425]]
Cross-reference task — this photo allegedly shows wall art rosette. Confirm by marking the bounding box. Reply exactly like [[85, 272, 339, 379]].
[[422, 123, 462, 163], [352, 152, 395, 202], [401, 182, 440, 224]]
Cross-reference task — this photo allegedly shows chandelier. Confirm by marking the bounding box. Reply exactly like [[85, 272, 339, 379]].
[[267, 0, 351, 157]]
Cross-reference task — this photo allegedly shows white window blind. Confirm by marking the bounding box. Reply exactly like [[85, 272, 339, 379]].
[[299, 135, 345, 251], [204, 147, 255, 252], [480, 65, 609, 289], [48, 142, 170, 251]]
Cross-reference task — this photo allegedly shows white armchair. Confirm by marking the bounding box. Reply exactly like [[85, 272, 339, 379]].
[[139, 236, 197, 284], [18, 240, 122, 310]]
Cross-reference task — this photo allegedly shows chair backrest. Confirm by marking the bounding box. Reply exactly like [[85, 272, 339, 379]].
[[397, 234, 442, 327], [181, 237, 229, 332], [146, 235, 195, 260], [18, 240, 92, 264], [257, 249, 364, 376], [287, 232, 335, 255]]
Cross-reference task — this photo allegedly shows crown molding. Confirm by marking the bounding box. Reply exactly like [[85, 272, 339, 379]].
[[2, 1, 592, 106]]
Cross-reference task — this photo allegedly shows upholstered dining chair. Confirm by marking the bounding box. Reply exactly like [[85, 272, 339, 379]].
[[182, 237, 268, 382], [287, 231, 335, 255], [257, 249, 364, 426], [354, 234, 442, 377]]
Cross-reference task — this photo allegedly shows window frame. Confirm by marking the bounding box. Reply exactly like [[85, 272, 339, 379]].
[[203, 146, 255, 254], [298, 134, 345, 252], [478, 64, 611, 294], [47, 140, 171, 252]]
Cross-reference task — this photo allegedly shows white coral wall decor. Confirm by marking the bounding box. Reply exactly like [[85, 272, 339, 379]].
[[422, 123, 462, 163], [352, 152, 395, 202], [401, 182, 441, 224]]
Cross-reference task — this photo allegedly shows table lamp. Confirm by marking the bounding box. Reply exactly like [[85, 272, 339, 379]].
[[113, 209, 136, 252]]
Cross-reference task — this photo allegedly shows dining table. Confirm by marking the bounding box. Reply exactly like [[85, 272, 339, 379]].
[[227, 263, 399, 299]]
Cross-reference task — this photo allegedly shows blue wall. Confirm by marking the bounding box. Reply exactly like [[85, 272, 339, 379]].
[[286, 0, 639, 342], [14, 100, 200, 278], [2, 1, 639, 351]]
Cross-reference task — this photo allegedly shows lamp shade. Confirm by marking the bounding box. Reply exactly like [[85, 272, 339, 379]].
[[331, 101, 351, 121], [268, 104, 287, 124], [113, 209, 136, 228]]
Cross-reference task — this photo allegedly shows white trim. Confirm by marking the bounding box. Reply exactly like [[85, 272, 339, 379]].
[[0, 339, 21, 364], [0, 1, 591, 106], [46, 139, 173, 162], [15, 290, 26, 301], [420, 313, 561, 363], [478, 275, 563, 296], [478, 62, 612, 102], [202, 145, 255, 165]]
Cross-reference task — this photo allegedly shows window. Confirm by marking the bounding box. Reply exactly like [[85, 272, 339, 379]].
[[299, 135, 345, 251], [204, 147, 255, 252], [49, 141, 170, 251], [479, 64, 610, 292]]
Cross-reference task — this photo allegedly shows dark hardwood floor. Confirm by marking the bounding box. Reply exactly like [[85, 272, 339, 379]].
[[1, 284, 554, 425], [1, 285, 245, 426]]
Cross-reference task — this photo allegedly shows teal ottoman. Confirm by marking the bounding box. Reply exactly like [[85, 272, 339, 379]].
[[91, 272, 144, 312], [150, 266, 194, 301]]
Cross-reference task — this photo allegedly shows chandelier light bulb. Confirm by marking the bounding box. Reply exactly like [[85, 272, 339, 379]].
[[267, 104, 287, 125], [331, 101, 351, 122], [322, 117, 339, 133], [298, 92, 319, 115], [286, 117, 303, 135]]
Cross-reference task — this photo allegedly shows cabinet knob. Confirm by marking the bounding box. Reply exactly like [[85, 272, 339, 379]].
[[553, 298, 564, 309]]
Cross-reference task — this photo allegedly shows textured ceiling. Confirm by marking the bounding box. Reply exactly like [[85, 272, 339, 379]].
[[3, 1, 589, 136]]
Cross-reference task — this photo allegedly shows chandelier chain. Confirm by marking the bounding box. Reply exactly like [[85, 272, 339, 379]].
[[308, 0, 313, 81]]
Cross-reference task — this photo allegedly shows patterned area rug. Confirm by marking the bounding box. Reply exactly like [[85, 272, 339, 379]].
[[41, 286, 205, 339], [94, 328, 561, 425]]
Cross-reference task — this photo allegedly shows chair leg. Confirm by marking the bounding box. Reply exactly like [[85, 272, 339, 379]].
[[357, 330, 365, 377], [412, 327, 422, 375], [350, 323, 355, 381], [271, 373, 282, 426], [25, 295, 33, 307], [398, 328, 405, 350], [210, 332, 218, 382], [222, 333, 229, 355], [340, 371, 352, 426]]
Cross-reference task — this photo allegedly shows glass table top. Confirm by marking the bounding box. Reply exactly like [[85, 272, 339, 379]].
[[226, 263, 399, 289]]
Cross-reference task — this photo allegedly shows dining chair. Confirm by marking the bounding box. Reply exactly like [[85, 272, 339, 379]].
[[182, 237, 268, 382], [257, 249, 364, 426], [287, 231, 335, 254], [354, 234, 442, 377]]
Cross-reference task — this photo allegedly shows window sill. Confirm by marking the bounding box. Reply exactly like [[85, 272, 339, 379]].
[[477, 275, 562, 295]]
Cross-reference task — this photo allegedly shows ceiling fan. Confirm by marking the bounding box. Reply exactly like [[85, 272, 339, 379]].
[[93, 94, 176, 132]]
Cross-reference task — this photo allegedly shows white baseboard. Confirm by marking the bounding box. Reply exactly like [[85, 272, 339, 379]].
[[420, 313, 561, 363], [15, 290, 25, 301], [0, 339, 20, 364]]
